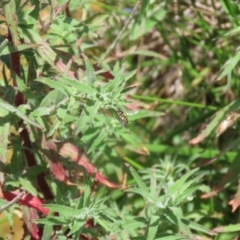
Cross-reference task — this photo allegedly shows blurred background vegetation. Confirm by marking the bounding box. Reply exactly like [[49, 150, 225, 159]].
[[1, 0, 240, 239]]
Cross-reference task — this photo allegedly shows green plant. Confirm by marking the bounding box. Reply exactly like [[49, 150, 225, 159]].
[[1, 0, 240, 239]]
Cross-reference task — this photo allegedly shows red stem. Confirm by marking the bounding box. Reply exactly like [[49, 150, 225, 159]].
[[7, 28, 53, 201]]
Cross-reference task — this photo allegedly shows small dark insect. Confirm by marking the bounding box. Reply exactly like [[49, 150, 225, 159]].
[[116, 109, 128, 127]]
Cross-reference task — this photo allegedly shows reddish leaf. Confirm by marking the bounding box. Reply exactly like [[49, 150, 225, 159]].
[[3, 191, 49, 216], [100, 71, 114, 80], [58, 142, 95, 173], [216, 112, 240, 137], [234, 235, 240, 240], [201, 158, 240, 199], [56, 59, 75, 79], [50, 161, 66, 182], [229, 197, 240, 212], [42, 139, 124, 189], [228, 181, 240, 212], [0, 172, 4, 198], [95, 172, 124, 189], [50, 161, 75, 185], [211, 226, 224, 233], [58, 142, 124, 189], [201, 190, 218, 199], [22, 206, 40, 239]]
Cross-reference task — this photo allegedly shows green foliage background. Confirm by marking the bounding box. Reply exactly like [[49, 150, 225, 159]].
[[1, 0, 240, 239]]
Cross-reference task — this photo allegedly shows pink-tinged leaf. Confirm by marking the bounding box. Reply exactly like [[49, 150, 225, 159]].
[[42, 139, 75, 185], [126, 102, 139, 111], [126, 146, 150, 155], [50, 161, 75, 185], [100, 71, 114, 80], [58, 142, 95, 173], [95, 172, 124, 189], [0, 172, 4, 198], [201, 190, 218, 199], [3, 0, 20, 46], [50, 161, 66, 182], [189, 98, 240, 144], [22, 206, 40, 239], [42, 139, 124, 188], [201, 154, 240, 199], [228, 182, 240, 212], [58, 142, 124, 189], [21, 28, 74, 78], [216, 112, 240, 137], [56, 59, 75, 79], [213, 224, 240, 233], [3, 191, 49, 216]]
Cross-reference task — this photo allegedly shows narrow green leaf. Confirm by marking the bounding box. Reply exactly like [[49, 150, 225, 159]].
[[3, 0, 20, 46], [67, 219, 85, 236], [57, 77, 97, 95], [40, 89, 66, 107], [125, 187, 155, 203], [0, 108, 9, 163], [0, 43, 39, 56], [129, 167, 149, 193], [19, 177, 38, 196], [83, 174, 91, 208], [169, 168, 199, 195], [150, 169, 157, 200], [36, 77, 71, 96], [44, 204, 79, 218], [30, 107, 51, 117], [88, 130, 108, 153], [130, 50, 161, 58], [83, 54, 95, 84], [155, 235, 186, 240], [147, 215, 159, 240], [122, 217, 147, 229], [0, 39, 8, 55], [217, 47, 240, 81], [0, 99, 42, 129], [182, 219, 216, 235], [42, 223, 53, 240], [37, 217, 68, 225], [214, 223, 240, 233], [128, 110, 164, 121]]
